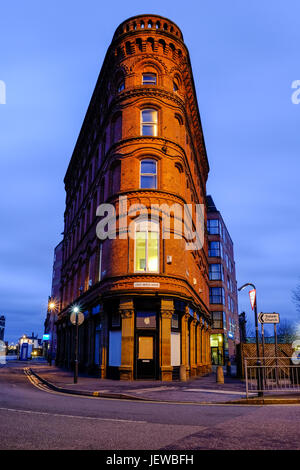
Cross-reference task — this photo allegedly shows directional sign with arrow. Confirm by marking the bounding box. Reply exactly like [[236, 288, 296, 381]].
[[258, 313, 280, 324]]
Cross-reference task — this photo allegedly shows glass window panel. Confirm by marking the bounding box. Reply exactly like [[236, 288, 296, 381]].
[[141, 175, 156, 189], [141, 160, 156, 173], [142, 109, 157, 122], [142, 125, 157, 136], [147, 231, 159, 272], [135, 232, 146, 272], [138, 336, 153, 359], [142, 74, 156, 84]]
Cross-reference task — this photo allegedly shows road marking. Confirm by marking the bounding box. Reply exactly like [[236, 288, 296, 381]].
[[23, 368, 299, 407], [184, 389, 251, 396], [0, 407, 146, 424]]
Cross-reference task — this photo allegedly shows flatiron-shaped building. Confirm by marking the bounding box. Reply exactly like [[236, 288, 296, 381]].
[[55, 14, 212, 380]]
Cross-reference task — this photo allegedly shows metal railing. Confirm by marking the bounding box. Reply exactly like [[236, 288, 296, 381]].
[[245, 357, 300, 398]]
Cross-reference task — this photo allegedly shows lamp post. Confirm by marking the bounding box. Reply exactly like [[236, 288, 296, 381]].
[[238, 282, 263, 397], [73, 306, 79, 384], [70, 306, 84, 384], [47, 299, 56, 366]]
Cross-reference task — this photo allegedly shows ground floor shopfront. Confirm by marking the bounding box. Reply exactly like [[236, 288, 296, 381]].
[[56, 296, 212, 380], [210, 332, 239, 366]]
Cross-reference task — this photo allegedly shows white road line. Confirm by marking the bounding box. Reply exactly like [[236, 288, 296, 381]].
[[0, 407, 146, 424], [184, 388, 250, 396]]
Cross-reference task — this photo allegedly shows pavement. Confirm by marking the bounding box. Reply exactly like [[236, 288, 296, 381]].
[[11, 360, 297, 405]]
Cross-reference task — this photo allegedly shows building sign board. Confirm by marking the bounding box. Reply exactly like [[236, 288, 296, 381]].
[[134, 282, 160, 288]]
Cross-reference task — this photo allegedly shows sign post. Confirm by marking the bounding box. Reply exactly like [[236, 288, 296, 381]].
[[259, 312, 280, 386]]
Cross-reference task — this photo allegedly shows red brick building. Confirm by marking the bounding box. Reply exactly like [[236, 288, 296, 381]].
[[206, 196, 239, 365], [55, 14, 212, 380]]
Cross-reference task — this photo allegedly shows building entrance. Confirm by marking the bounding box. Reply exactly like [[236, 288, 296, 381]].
[[136, 332, 156, 379]]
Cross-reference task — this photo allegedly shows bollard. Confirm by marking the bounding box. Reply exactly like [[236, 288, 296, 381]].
[[226, 361, 231, 377], [216, 365, 224, 384], [179, 364, 187, 382]]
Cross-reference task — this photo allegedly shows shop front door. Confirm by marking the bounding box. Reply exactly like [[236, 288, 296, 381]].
[[136, 333, 156, 379]]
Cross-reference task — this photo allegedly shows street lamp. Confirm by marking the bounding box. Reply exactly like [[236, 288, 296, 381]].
[[72, 306, 80, 384], [238, 282, 263, 397], [47, 298, 57, 366]]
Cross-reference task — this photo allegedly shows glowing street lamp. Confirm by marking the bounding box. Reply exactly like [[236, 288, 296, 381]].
[[47, 298, 57, 366], [70, 305, 84, 384]]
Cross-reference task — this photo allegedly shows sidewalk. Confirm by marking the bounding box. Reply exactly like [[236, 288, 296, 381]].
[[27, 363, 250, 403]]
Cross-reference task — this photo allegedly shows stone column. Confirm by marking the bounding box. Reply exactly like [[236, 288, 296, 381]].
[[206, 323, 212, 373], [181, 306, 190, 379], [201, 321, 206, 375], [196, 321, 202, 376], [160, 298, 174, 381], [99, 306, 108, 379], [189, 314, 197, 378], [119, 298, 135, 380]]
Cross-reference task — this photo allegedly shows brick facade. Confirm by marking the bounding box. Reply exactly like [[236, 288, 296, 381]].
[[55, 14, 212, 380]]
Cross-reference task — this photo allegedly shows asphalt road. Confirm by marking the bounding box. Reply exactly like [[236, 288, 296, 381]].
[[1, 363, 300, 450]]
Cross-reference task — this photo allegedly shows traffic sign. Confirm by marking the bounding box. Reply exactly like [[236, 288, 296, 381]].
[[249, 289, 256, 310], [258, 313, 280, 324]]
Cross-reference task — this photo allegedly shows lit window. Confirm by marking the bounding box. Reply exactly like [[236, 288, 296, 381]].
[[141, 109, 158, 136], [140, 159, 157, 189], [135, 220, 159, 273], [212, 312, 224, 329], [142, 73, 156, 85]]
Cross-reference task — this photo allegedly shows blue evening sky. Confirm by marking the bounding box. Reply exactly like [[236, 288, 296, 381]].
[[1, 1, 300, 342]]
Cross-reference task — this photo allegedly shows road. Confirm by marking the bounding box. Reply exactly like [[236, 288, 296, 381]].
[[1, 363, 300, 450]]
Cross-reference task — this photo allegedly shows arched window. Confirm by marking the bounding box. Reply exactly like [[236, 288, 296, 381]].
[[109, 160, 121, 195], [142, 73, 156, 85], [111, 113, 122, 144], [134, 219, 159, 273], [140, 159, 157, 189], [141, 109, 158, 136]]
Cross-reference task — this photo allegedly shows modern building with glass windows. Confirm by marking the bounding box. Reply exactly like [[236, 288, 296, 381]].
[[206, 195, 239, 365], [54, 14, 212, 380]]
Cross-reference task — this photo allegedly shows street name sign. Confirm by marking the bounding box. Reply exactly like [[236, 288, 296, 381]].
[[258, 313, 280, 324]]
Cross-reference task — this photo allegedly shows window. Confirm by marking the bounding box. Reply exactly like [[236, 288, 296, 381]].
[[140, 159, 157, 189], [111, 311, 121, 327], [212, 312, 224, 329], [171, 313, 179, 330], [207, 219, 221, 235], [209, 264, 224, 281], [134, 220, 159, 273], [142, 73, 156, 85], [209, 287, 225, 305], [141, 109, 158, 136], [117, 81, 125, 92], [208, 241, 223, 258]]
